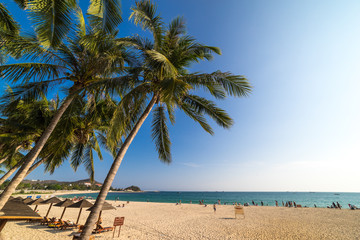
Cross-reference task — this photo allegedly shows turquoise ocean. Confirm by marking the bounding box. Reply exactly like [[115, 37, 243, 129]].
[[59, 191, 360, 209]]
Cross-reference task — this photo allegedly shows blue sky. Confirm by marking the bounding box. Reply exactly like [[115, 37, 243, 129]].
[[2, 0, 360, 192]]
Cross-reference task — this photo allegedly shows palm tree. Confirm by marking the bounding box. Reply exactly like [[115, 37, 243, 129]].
[[0, 95, 57, 185], [0, 0, 128, 208], [0, 95, 118, 186], [80, 1, 252, 238], [41, 94, 120, 182]]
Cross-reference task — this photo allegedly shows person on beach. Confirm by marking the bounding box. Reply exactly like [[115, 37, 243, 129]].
[[213, 204, 216, 213], [282, 201, 284, 207], [252, 200, 255, 205], [336, 202, 341, 209], [275, 200, 278, 207], [261, 201, 264, 206], [314, 204, 317, 208]]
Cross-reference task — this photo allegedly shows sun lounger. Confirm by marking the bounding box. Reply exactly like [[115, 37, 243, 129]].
[[40, 217, 51, 225], [48, 219, 63, 228], [61, 220, 79, 230], [93, 224, 113, 233]]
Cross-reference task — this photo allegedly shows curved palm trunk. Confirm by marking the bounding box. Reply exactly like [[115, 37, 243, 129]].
[[0, 159, 25, 186], [0, 158, 46, 190], [0, 94, 76, 209], [79, 95, 158, 239]]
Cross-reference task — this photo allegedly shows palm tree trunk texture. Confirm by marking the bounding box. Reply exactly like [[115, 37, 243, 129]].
[[0, 94, 76, 209], [79, 95, 158, 239]]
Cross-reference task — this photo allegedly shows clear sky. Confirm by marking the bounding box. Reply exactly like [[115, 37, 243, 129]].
[[3, 0, 360, 192]]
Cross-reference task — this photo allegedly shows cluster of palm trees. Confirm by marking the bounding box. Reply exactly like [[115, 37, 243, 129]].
[[0, 0, 251, 239]]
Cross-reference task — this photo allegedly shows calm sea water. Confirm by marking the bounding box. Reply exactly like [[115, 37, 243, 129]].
[[58, 191, 360, 209]]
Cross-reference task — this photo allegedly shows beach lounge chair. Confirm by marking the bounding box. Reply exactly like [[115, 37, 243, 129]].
[[48, 219, 63, 228], [40, 217, 51, 225], [36, 195, 41, 199], [93, 224, 113, 234], [61, 220, 79, 230]]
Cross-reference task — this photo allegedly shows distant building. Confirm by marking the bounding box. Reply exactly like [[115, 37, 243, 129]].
[[83, 182, 91, 187]]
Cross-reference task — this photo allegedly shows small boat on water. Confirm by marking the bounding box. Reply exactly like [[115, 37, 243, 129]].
[[334, 193, 340, 195]]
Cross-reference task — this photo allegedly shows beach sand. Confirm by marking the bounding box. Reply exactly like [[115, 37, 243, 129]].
[[2, 200, 360, 239]]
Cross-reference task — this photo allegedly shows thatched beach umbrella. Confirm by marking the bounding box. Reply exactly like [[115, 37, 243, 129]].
[[23, 198, 33, 204], [15, 196, 23, 200], [54, 199, 74, 219], [87, 201, 115, 225], [27, 198, 46, 211], [67, 199, 93, 224], [0, 199, 42, 232], [41, 197, 62, 218]]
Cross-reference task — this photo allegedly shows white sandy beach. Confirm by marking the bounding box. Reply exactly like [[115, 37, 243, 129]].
[[2, 198, 360, 240]]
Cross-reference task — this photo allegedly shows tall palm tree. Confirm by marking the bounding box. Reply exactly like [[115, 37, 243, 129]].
[[0, 0, 128, 208], [80, 1, 252, 238]]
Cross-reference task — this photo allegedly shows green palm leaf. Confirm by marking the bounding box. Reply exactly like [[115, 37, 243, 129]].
[[87, 0, 122, 34], [183, 95, 233, 128], [0, 63, 67, 83], [179, 102, 214, 135], [27, 0, 77, 48], [0, 3, 20, 35], [129, 0, 163, 49], [151, 105, 171, 163]]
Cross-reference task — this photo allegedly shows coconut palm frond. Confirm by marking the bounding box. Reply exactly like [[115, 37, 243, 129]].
[[27, 0, 77, 48], [183, 95, 233, 129], [151, 105, 171, 163], [87, 0, 122, 34], [0, 63, 67, 83], [0, 3, 20, 35], [129, 0, 163, 49], [179, 102, 214, 135]]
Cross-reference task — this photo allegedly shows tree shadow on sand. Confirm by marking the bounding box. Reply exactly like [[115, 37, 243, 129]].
[[15, 222, 77, 236]]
